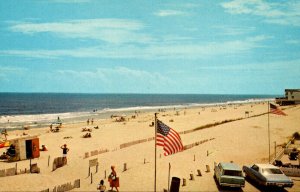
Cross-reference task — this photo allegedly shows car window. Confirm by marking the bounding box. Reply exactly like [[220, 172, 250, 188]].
[[223, 170, 242, 176], [262, 168, 283, 174], [251, 165, 259, 172]]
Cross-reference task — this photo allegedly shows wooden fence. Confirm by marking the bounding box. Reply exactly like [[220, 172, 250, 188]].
[[40, 179, 80, 192]]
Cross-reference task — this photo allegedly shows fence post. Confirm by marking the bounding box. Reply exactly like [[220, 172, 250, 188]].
[[182, 178, 186, 186], [190, 173, 194, 180], [206, 165, 210, 172], [29, 158, 32, 173], [88, 167, 90, 177], [123, 163, 127, 172], [197, 169, 202, 176], [48, 156, 50, 167], [15, 163, 18, 175], [91, 173, 93, 184]]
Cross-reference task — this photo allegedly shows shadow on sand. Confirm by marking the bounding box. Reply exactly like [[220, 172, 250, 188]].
[[245, 177, 288, 192]]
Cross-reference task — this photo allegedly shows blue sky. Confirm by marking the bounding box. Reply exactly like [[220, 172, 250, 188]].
[[0, 0, 299, 94]]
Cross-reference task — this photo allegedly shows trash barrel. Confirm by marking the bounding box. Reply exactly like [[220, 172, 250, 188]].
[[170, 177, 180, 192]]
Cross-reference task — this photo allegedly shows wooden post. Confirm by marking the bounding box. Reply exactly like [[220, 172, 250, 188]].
[[197, 169, 202, 176], [96, 162, 98, 173], [193, 154, 195, 161], [206, 165, 210, 172], [207, 150, 209, 156], [88, 167, 90, 177], [48, 156, 50, 167], [182, 178, 186, 186], [190, 173, 194, 180], [144, 158, 146, 164], [123, 163, 127, 172], [104, 170, 106, 179], [15, 163, 18, 175], [29, 158, 32, 173], [91, 173, 93, 184], [274, 141, 277, 159], [160, 154, 161, 158]]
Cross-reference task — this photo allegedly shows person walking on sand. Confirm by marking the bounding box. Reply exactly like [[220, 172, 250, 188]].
[[87, 119, 90, 125], [108, 165, 119, 192], [91, 118, 94, 125], [60, 144, 69, 164], [97, 179, 106, 192]]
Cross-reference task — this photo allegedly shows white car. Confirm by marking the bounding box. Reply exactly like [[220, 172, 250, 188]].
[[243, 164, 294, 188]]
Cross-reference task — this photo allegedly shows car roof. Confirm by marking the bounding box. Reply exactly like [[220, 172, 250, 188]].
[[220, 162, 242, 170], [254, 164, 279, 169]]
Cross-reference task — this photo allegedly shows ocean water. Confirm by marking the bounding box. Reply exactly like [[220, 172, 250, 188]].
[[0, 93, 277, 129]]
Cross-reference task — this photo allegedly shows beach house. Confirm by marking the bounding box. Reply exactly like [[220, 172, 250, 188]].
[[276, 89, 300, 105], [9, 135, 40, 161]]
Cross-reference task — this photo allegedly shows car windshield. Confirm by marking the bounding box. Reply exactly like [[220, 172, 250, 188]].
[[223, 170, 242, 176], [262, 168, 282, 174]]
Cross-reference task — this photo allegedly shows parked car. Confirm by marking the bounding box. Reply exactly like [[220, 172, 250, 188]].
[[243, 164, 294, 188], [214, 162, 245, 188]]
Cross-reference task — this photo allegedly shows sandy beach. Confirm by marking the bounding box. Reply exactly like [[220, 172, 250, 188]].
[[0, 102, 299, 191]]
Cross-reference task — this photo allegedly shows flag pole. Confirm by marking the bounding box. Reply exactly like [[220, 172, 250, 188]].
[[268, 101, 270, 163], [154, 113, 158, 192], [168, 162, 171, 192]]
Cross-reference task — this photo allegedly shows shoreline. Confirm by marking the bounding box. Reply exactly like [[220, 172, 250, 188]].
[[0, 98, 274, 130]]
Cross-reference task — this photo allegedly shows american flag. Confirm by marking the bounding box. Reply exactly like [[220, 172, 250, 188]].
[[270, 103, 287, 116], [156, 120, 183, 156]]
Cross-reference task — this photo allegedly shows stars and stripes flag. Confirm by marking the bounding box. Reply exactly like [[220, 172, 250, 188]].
[[156, 120, 183, 156], [270, 103, 287, 116]]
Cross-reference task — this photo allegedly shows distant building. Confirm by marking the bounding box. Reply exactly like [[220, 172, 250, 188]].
[[276, 89, 300, 105]]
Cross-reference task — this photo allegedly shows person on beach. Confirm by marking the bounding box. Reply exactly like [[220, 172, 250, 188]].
[[6, 144, 16, 157], [60, 144, 69, 164], [87, 119, 90, 125], [0, 152, 8, 159], [97, 179, 106, 192], [91, 118, 94, 125], [1, 129, 8, 140], [40, 145, 48, 151], [108, 165, 119, 192]]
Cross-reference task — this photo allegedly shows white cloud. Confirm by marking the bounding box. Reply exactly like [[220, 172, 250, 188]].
[[196, 59, 300, 72], [221, 0, 300, 27], [57, 67, 172, 92], [50, 0, 91, 3], [0, 66, 28, 81], [286, 40, 300, 45], [213, 25, 256, 36], [9, 19, 153, 44], [154, 10, 186, 17], [0, 35, 268, 60]]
